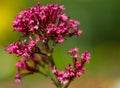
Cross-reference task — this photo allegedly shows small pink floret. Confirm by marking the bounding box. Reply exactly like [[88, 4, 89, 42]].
[[81, 51, 90, 62], [58, 37, 64, 43], [68, 48, 79, 54]]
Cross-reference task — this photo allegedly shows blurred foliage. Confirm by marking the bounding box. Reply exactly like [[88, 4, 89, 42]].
[[0, 0, 120, 88]]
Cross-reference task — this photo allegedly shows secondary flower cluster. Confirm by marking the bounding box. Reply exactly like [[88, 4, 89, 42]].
[[52, 48, 90, 84], [5, 37, 39, 57], [15, 55, 39, 82], [13, 2, 82, 43]]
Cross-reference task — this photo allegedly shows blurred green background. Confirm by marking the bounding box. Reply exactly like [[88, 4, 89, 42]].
[[0, 0, 120, 88]]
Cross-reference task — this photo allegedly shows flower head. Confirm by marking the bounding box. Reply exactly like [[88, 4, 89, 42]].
[[52, 48, 90, 84], [13, 2, 81, 43], [5, 37, 38, 57]]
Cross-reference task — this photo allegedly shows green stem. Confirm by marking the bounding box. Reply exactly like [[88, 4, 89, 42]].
[[44, 41, 55, 67], [37, 71, 48, 77], [47, 69, 60, 87], [48, 74, 58, 87], [37, 68, 60, 88]]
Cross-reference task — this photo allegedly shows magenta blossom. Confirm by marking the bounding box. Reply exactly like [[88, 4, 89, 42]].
[[13, 2, 82, 43], [5, 37, 38, 57], [68, 48, 79, 54], [5, 2, 90, 88], [52, 48, 90, 84], [81, 51, 90, 63]]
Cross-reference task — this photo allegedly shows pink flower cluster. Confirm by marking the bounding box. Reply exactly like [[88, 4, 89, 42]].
[[13, 2, 82, 43], [52, 48, 90, 84], [5, 37, 38, 57], [5, 2, 90, 87], [15, 55, 39, 82], [5, 37, 40, 82]]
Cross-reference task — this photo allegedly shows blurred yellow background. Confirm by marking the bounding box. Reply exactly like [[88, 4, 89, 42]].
[[0, 0, 120, 88]]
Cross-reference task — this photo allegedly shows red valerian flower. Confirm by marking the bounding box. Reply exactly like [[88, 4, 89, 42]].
[[13, 2, 82, 43], [5, 2, 90, 87]]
